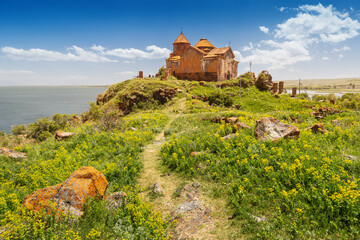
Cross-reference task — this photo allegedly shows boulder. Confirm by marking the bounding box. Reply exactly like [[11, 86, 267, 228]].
[[106, 191, 127, 210], [55, 131, 75, 141], [307, 123, 328, 134], [23, 166, 108, 217], [150, 182, 164, 194], [233, 122, 250, 132], [255, 117, 300, 141], [0, 147, 27, 159], [255, 70, 273, 91], [226, 117, 238, 124]]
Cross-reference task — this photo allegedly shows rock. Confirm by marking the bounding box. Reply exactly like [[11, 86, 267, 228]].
[[0, 147, 27, 159], [344, 154, 357, 161], [129, 127, 137, 131], [233, 122, 250, 132], [255, 70, 273, 91], [23, 166, 108, 217], [174, 200, 202, 215], [239, 72, 256, 87], [106, 191, 127, 210], [212, 117, 226, 123], [250, 214, 267, 223], [55, 131, 75, 141], [255, 117, 300, 141], [226, 117, 238, 124], [307, 123, 328, 133], [222, 133, 236, 140], [150, 182, 164, 194], [192, 182, 201, 188], [71, 115, 81, 124]]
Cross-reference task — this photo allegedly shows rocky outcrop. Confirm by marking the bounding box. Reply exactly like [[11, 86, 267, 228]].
[[307, 123, 328, 134], [255, 70, 273, 91], [55, 131, 75, 141], [255, 117, 300, 141], [311, 107, 340, 119], [0, 147, 27, 159], [239, 72, 256, 87], [23, 166, 108, 217], [153, 88, 179, 104]]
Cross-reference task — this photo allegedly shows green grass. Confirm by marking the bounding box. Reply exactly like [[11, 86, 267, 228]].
[[160, 83, 360, 239], [1, 77, 360, 239], [0, 112, 172, 239]]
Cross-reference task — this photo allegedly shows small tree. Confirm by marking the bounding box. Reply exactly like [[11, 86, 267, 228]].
[[157, 66, 166, 77]]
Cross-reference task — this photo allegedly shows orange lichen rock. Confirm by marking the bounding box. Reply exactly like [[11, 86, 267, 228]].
[[23, 183, 62, 212], [23, 166, 108, 217], [166, 32, 238, 81]]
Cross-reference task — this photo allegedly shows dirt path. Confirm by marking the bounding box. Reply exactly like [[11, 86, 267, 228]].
[[138, 98, 236, 239]]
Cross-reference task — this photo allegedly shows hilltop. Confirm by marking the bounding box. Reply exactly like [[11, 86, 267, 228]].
[[1, 75, 360, 239]]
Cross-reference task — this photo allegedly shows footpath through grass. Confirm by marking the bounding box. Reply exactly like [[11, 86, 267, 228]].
[[160, 85, 360, 239], [0, 112, 172, 239]]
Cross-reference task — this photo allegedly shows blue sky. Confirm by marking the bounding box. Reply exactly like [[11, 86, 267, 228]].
[[0, 0, 360, 85]]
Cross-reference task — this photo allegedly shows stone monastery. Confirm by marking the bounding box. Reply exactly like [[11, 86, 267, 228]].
[[166, 32, 239, 81]]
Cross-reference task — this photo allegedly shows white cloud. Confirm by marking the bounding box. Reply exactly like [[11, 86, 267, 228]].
[[238, 3, 360, 70], [1, 44, 171, 62], [241, 40, 311, 69], [332, 46, 351, 52], [275, 3, 360, 43], [103, 45, 171, 59], [233, 50, 242, 61], [259, 26, 269, 34], [0, 69, 35, 75], [279, 7, 287, 12], [339, 54, 344, 59], [322, 56, 330, 60], [1, 46, 117, 62], [241, 42, 253, 51]]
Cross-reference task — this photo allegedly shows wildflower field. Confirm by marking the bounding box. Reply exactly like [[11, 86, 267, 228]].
[[0, 112, 172, 239], [1, 77, 360, 239], [161, 85, 360, 238]]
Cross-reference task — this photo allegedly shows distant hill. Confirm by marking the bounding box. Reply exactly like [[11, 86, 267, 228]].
[[276, 78, 360, 90]]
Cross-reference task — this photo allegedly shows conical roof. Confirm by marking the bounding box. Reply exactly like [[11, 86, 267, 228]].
[[195, 38, 215, 49], [173, 32, 190, 44]]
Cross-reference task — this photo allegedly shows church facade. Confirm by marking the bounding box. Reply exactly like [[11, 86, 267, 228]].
[[165, 33, 238, 81]]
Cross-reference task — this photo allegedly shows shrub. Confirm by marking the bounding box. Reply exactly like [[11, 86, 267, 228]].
[[207, 91, 233, 107], [312, 94, 326, 101], [11, 124, 27, 136]]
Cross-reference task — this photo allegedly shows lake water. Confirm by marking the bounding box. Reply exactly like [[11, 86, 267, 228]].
[[285, 89, 360, 98], [0, 86, 107, 134]]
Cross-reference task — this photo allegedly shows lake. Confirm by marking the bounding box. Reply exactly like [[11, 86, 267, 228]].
[[0, 86, 107, 134]]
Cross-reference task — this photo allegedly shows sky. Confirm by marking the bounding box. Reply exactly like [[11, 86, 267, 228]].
[[0, 0, 360, 85]]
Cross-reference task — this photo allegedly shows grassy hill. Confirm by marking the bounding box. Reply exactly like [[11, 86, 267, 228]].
[[1, 76, 360, 239]]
